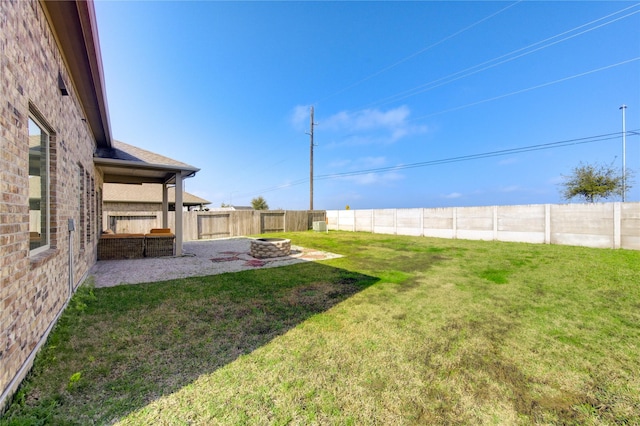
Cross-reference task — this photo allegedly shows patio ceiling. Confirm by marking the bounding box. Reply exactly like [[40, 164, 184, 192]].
[[94, 140, 199, 184], [95, 159, 196, 184]]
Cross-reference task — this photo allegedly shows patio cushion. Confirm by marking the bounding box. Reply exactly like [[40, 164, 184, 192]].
[[150, 228, 172, 234]]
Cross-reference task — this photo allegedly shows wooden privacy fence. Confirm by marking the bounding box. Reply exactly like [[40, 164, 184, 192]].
[[103, 210, 327, 241], [327, 202, 640, 250]]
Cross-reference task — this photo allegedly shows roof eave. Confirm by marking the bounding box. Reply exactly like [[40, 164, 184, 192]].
[[94, 157, 200, 175], [94, 157, 200, 184], [42, 0, 112, 148]]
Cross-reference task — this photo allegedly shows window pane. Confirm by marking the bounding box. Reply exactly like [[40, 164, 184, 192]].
[[28, 118, 48, 251]]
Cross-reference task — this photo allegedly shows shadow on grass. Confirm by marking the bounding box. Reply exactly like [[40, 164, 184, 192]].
[[2, 261, 378, 425]]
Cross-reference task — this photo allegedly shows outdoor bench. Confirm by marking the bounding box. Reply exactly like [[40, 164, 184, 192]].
[[97, 233, 146, 260], [98, 230, 176, 260], [144, 232, 175, 257]]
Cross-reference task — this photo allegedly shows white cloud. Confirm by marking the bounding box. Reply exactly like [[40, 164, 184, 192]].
[[329, 156, 404, 185], [327, 158, 353, 169], [548, 175, 565, 185], [290, 105, 311, 130], [499, 185, 521, 193], [354, 156, 388, 168], [327, 156, 387, 170], [319, 105, 428, 145], [443, 192, 462, 199], [340, 171, 404, 186], [326, 156, 403, 186], [391, 127, 409, 142], [323, 107, 408, 131], [498, 157, 518, 165]]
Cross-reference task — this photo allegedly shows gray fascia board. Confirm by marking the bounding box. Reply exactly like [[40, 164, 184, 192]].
[[94, 157, 200, 175]]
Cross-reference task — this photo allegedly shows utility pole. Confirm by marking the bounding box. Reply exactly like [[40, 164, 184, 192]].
[[620, 104, 627, 202], [308, 106, 316, 210]]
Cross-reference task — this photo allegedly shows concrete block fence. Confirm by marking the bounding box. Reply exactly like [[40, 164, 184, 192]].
[[327, 202, 640, 250]]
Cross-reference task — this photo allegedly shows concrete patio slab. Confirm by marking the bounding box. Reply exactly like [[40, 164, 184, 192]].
[[88, 237, 342, 288]]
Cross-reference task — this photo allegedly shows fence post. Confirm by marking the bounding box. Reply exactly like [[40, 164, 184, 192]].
[[452, 207, 457, 239], [544, 204, 551, 244], [613, 202, 621, 249], [394, 209, 397, 235], [371, 209, 375, 233]]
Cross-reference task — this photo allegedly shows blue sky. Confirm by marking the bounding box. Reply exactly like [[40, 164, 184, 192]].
[[94, 1, 640, 210]]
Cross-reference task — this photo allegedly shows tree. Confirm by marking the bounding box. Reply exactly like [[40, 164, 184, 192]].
[[560, 162, 631, 203], [251, 196, 269, 210]]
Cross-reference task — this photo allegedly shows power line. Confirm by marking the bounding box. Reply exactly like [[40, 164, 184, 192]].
[[237, 130, 639, 199], [410, 57, 640, 121], [313, 1, 523, 105], [316, 132, 636, 180], [367, 5, 640, 109], [234, 177, 308, 199], [237, 6, 640, 204], [239, 52, 638, 201]]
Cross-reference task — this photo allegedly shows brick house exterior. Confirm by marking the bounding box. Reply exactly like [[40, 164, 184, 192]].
[[0, 0, 198, 409]]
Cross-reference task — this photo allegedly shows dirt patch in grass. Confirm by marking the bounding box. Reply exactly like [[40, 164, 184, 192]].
[[284, 281, 360, 310]]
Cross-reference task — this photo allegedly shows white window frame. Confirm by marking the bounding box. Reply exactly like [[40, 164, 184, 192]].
[[28, 113, 50, 255]]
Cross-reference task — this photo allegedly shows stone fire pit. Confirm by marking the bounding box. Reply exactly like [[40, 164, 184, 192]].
[[250, 238, 291, 259]]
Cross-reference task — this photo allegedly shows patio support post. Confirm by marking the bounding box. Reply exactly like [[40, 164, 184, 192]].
[[175, 173, 183, 256], [162, 183, 169, 229]]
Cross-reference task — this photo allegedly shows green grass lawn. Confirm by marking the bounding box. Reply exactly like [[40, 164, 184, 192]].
[[2, 231, 639, 425]]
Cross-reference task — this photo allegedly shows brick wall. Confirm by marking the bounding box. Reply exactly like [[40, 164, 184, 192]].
[[1, 0, 101, 408], [105, 202, 164, 212]]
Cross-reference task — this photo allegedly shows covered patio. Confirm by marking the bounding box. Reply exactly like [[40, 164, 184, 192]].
[[94, 140, 200, 256]]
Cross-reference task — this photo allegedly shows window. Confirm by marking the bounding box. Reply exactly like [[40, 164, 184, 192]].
[[28, 116, 49, 254], [85, 171, 91, 242], [97, 188, 102, 235], [79, 164, 85, 251], [91, 176, 95, 240]]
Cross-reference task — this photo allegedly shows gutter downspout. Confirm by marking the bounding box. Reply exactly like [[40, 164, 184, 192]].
[[68, 218, 75, 297]]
